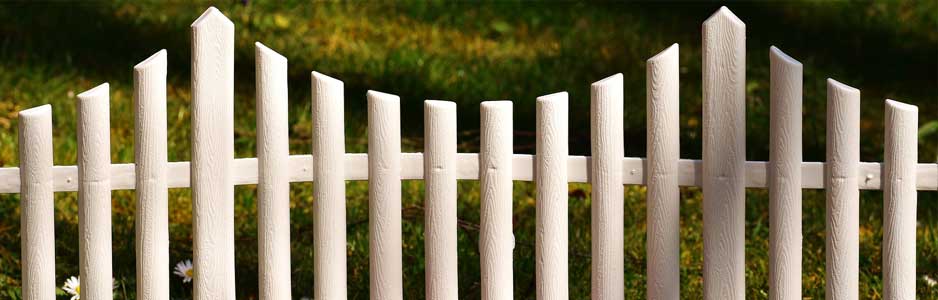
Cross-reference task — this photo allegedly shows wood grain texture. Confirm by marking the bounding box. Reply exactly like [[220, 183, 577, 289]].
[[882, 99, 917, 300], [18, 105, 55, 300], [76, 83, 113, 299], [368, 90, 403, 299], [480, 101, 513, 300], [825, 78, 860, 300], [535, 92, 568, 300], [590, 73, 624, 300], [312, 71, 347, 299], [0, 156, 935, 192], [133, 49, 169, 300], [423, 100, 458, 299], [646, 44, 680, 300], [768, 46, 802, 300], [702, 7, 746, 300], [255, 42, 292, 300], [190, 7, 235, 299]]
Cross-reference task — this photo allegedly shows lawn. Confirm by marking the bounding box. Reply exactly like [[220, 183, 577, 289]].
[[0, 1, 936, 299]]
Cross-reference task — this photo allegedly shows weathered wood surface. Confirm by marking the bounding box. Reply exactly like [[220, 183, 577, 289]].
[[190, 7, 236, 299]]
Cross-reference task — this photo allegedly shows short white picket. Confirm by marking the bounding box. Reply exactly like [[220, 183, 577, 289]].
[[6, 5, 934, 300]]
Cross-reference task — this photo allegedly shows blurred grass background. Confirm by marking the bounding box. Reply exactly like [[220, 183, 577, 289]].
[[0, 1, 936, 299]]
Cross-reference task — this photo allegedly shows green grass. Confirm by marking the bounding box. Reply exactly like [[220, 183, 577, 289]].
[[0, 1, 936, 299]]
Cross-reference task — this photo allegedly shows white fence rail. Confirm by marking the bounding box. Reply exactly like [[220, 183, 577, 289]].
[[8, 5, 935, 300]]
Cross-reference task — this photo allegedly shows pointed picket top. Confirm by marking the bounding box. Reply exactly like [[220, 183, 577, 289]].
[[827, 78, 860, 99], [704, 6, 745, 29], [19, 104, 52, 119], [769, 46, 801, 68], [537, 91, 568, 103], [591, 73, 623, 89], [367, 90, 400, 103], [424, 99, 455, 110], [77, 83, 109, 102], [255, 42, 287, 64], [312, 71, 343, 85], [885, 99, 918, 114], [191, 6, 233, 28], [649, 43, 679, 63], [134, 49, 167, 72]]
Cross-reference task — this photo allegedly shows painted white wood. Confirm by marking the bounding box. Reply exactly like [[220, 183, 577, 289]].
[[312, 71, 347, 299], [646, 44, 680, 300], [0, 156, 934, 192], [190, 7, 235, 299], [702, 7, 746, 300], [18, 105, 55, 300], [480, 101, 513, 300], [423, 100, 458, 299], [255, 42, 292, 300], [882, 99, 917, 300], [133, 49, 169, 300], [367, 90, 403, 299], [590, 73, 624, 300], [768, 46, 802, 300], [825, 78, 860, 300], [76, 83, 113, 299], [535, 92, 569, 300]]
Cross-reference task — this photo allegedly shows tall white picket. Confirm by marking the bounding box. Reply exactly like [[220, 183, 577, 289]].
[[77, 83, 113, 299], [133, 49, 169, 300], [255, 42, 292, 300], [646, 44, 680, 300], [480, 101, 513, 300], [368, 90, 403, 299], [18, 105, 55, 300], [191, 7, 235, 299], [825, 79, 860, 300], [423, 100, 458, 299], [590, 73, 624, 300], [535, 92, 569, 300], [702, 7, 746, 300], [768, 46, 802, 300], [882, 99, 918, 300], [312, 71, 347, 299]]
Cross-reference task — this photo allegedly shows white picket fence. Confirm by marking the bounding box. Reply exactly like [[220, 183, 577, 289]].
[[7, 5, 936, 300]]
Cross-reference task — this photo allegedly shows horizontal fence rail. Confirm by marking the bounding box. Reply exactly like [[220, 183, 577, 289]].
[[0, 156, 934, 193]]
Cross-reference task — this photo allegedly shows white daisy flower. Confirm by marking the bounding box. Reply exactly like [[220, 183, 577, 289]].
[[60, 276, 118, 300], [174, 259, 194, 283], [62, 276, 80, 300]]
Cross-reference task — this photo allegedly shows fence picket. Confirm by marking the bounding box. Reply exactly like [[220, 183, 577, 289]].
[[535, 92, 569, 300], [480, 101, 513, 300], [367, 90, 403, 299], [133, 49, 169, 300], [312, 71, 347, 299], [191, 7, 236, 298], [18, 105, 54, 300], [883, 99, 918, 300], [646, 44, 680, 300], [768, 46, 802, 300], [825, 79, 860, 300], [702, 7, 746, 300], [255, 42, 291, 300], [423, 100, 458, 299], [76, 83, 113, 299], [590, 73, 624, 300]]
